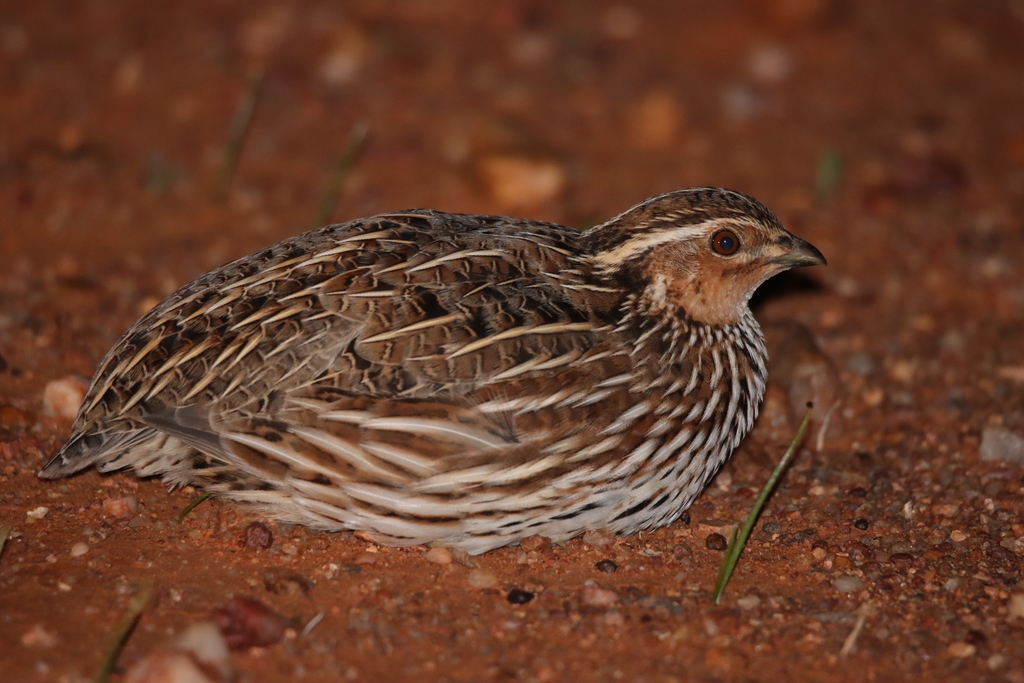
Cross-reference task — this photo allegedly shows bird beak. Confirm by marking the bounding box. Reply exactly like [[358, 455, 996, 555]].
[[769, 236, 827, 268]]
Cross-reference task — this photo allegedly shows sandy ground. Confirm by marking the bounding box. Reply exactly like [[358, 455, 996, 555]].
[[2, 1, 1024, 681]]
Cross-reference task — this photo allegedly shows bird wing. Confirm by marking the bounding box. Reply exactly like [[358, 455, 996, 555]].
[[42, 211, 633, 483]]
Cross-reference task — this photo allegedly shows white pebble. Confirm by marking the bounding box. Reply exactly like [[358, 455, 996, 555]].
[[467, 569, 499, 589], [736, 594, 761, 610], [832, 575, 865, 593], [42, 376, 89, 420], [70, 542, 89, 557], [26, 506, 49, 520], [476, 155, 567, 211], [979, 426, 1024, 465], [424, 547, 453, 565], [174, 623, 232, 680], [580, 581, 619, 607], [1008, 593, 1024, 620]]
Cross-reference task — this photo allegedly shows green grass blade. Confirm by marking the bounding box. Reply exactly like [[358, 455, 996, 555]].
[[815, 148, 842, 199], [216, 69, 264, 202], [712, 404, 814, 604], [0, 524, 10, 564], [95, 583, 154, 683], [177, 491, 212, 523], [311, 121, 369, 228]]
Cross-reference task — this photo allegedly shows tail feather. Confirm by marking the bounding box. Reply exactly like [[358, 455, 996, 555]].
[[38, 429, 152, 479]]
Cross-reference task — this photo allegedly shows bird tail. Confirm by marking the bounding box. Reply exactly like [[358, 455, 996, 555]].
[[37, 430, 151, 479]]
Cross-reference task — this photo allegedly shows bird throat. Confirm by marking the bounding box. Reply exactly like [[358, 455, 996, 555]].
[[644, 271, 754, 328]]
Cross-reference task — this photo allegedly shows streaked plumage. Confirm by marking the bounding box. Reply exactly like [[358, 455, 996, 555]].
[[40, 187, 825, 554]]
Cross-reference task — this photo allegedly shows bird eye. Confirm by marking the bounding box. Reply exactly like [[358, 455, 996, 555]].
[[711, 230, 740, 256]]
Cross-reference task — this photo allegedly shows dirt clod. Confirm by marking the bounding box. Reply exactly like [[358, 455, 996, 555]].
[[210, 597, 286, 650]]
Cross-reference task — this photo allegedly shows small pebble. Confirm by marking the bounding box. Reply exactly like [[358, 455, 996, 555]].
[[603, 611, 625, 627], [705, 533, 728, 551], [625, 90, 686, 149], [476, 155, 567, 211], [845, 352, 877, 375], [467, 569, 499, 589], [173, 622, 232, 680], [26, 506, 49, 520], [736, 594, 761, 610], [679, 511, 691, 525], [21, 624, 58, 648], [946, 641, 976, 658], [241, 522, 273, 549], [70, 542, 89, 557], [425, 546, 453, 565], [102, 496, 139, 518], [353, 552, 379, 565], [210, 597, 286, 650], [519, 535, 551, 552], [595, 559, 618, 574], [833, 575, 865, 593], [950, 530, 968, 542], [1008, 593, 1024, 619], [580, 582, 619, 608], [847, 486, 868, 497], [979, 426, 1024, 465], [41, 376, 88, 420], [762, 521, 782, 534], [582, 529, 615, 548], [507, 588, 535, 605], [853, 518, 870, 530]]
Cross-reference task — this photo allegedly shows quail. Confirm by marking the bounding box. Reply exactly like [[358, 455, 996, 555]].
[[40, 187, 825, 555]]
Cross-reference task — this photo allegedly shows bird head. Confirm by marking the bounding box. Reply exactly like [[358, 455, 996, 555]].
[[583, 188, 826, 327]]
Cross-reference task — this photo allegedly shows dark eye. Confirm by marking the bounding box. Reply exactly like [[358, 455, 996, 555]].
[[711, 229, 740, 256]]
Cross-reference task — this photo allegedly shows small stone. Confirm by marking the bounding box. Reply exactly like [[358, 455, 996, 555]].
[[625, 91, 686, 149], [950, 530, 968, 543], [210, 597, 286, 650], [979, 426, 1024, 465], [102, 496, 139, 518], [124, 650, 219, 683], [519, 535, 551, 552], [26, 506, 49, 520], [1008, 593, 1024, 619], [582, 529, 615, 548], [241, 522, 273, 549], [595, 559, 618, 574], [833, 575, 865, 593], [353, 552, 379, 565], [762, 521, 782, 534], [70, 542, 89, 557], [21, 624, 58, 648], [853, 518, 870, 530], [467, 569, 499, 589], [580, 582, 619, 608], [425, 546, 453, 565], [603, 610, 625, 627], [736, 594, 761, 610], [173, 622, 232, 680], [41, 376, 89, 420], [946, 641, 976, 658], [748, 44, 793, 85], [845, 352, 877, 375], [507, 588, 535, 605], [262, 569, 313, 597], [705, 533, 728, 551], [476, 155, 567, 211]]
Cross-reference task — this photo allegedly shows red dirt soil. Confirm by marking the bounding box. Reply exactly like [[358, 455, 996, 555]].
[[2, 1, 1023, 681]]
